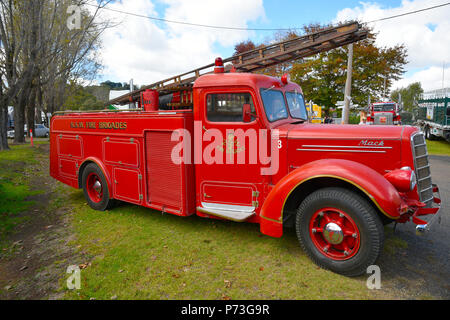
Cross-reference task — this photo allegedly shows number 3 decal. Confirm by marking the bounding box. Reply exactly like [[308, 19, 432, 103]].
[[278, 140, 282, 149]]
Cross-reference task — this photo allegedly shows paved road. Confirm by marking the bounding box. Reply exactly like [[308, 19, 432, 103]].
[[377, 155, 450, 299]]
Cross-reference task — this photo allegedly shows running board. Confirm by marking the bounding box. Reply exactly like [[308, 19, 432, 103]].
[[197, 205, 255, 222]]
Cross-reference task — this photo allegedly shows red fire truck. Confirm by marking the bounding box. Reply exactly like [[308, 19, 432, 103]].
[[367, 101, 402, 125], [49, 22, 441, 276]]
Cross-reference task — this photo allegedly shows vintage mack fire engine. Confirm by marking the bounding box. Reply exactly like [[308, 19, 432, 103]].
[[49, 22, 441, 276], [367, 101, 402, 125]]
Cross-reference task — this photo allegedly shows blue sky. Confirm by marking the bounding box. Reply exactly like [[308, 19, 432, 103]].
[[212, 0, 406, 58], [92, 0, 450, 91]]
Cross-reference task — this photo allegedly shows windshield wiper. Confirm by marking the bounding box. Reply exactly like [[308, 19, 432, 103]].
[[262, 85, 275, 92]]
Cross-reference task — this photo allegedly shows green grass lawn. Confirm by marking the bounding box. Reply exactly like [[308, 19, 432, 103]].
[[0, 145, 42, 244], [62, 192, 397, 300], [426, 139, 450, 156]]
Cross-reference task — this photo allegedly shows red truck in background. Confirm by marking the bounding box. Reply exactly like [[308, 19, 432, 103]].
[[367, 101, 402, 125], [49, 23, 442, 276]]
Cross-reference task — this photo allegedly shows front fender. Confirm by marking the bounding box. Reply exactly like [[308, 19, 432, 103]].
[[259, 159, 402, 237]]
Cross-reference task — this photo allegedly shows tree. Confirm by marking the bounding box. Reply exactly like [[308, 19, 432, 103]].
[[0, 0, 112, 150], [0, 0, 42, 148], [100, 80, 125, 90], [38, 0, 112, 118], [289, 26, 408, 112], [390, 82, 423, 112], [63, 83, 104, 111], [233, 40, 256, 56]]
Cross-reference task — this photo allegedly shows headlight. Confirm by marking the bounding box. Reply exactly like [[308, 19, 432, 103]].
[[384, 167, 416, 192]]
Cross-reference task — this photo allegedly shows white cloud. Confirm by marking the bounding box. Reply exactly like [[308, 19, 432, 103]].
[[334, 0, 450, 92], [88, 0, 265, 85], [394, 66, 450, 91]]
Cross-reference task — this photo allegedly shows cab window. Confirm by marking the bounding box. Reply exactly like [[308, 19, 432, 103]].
[[206, 93, 256, 122], [373, 104, 395, 112], [286, 91, 308, 120], [260, 89, 288, 122]]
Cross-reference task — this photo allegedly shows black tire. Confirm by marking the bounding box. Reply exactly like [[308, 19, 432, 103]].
[[295, 187, 384, 277], [81, 163, 115, 211]]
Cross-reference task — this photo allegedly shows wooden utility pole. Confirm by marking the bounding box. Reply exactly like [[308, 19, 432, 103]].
[[342, 43, 353, 124]]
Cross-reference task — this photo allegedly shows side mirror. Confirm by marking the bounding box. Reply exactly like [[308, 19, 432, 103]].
[[243, 104, 254, 123]]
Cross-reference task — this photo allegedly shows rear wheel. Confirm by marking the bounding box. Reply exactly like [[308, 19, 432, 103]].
[[82, 163, 115, 211], [295, 187, 384, 277]]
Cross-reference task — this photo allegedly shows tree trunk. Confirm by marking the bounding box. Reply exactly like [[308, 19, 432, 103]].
[[0, 105, 9, 151], [27, 86, 37, 136], [14, 85, 31, 143], [0, 84, 10, 151], [36, 84, 44, 124]]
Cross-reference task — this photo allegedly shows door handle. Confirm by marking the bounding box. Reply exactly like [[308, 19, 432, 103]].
[[203, 193, 212, 198]]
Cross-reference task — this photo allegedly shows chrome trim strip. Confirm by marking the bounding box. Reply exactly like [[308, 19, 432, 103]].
[[420, 186, 433, 192], [301, 145, 392, 149], [418, 175, 432, 182], [296, 148, 386, 153], [288, 137, 401, 141], [421, 196, 434, 202]]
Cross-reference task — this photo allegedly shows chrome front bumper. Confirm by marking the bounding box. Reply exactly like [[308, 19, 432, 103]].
[[413, 184, 442, 234]]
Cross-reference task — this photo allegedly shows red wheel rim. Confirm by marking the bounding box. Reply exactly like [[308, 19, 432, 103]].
[[309, 207, 360, 261], [86, 172, 103, 203]]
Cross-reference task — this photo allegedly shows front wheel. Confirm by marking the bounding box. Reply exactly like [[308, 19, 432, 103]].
[[295, 187, 384, 277]]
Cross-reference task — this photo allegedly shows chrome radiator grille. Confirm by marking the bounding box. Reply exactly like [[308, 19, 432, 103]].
[[411, 132, 433, 207], [374, 112, 393, 125]]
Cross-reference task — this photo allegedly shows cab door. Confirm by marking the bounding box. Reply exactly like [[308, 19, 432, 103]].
[[195, 88, 264, 220]]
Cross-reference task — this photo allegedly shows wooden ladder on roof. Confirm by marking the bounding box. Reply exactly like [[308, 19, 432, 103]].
[[107, 21, 368, 106]]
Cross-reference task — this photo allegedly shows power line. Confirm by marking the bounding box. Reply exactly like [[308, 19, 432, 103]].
[[364, 2, 450, 24], [85, 3, 301, 31], [86, 1, 450, 31]]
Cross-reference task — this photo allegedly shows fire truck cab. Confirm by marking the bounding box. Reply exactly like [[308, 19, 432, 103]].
[[367, 101, 402, 125], [50, 60, 441, 277]]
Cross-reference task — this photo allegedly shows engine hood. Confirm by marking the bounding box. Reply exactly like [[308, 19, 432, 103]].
[[276, 123, 417, 177], [277, 123, 405, 140]]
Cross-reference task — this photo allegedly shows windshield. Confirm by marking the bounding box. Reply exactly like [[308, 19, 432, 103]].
[[260, 89, 288, 122], [286, 91, 308, 120], [373, 103, 395, 112]]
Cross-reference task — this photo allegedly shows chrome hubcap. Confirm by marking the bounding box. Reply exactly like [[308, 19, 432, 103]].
[[93, 180, 102, 194], [323, 222, 344, 245]]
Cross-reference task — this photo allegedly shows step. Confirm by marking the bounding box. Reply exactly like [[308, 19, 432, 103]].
[[197, 203, 255, 222]]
